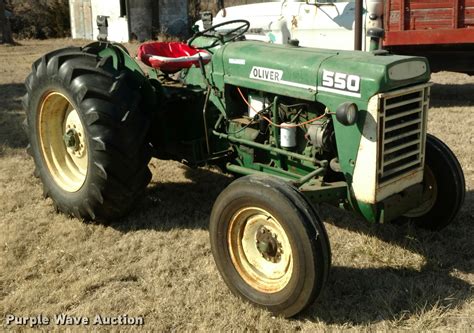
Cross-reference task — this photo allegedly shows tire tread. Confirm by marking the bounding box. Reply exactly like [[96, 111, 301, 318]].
[[23, 47, 152, 221]]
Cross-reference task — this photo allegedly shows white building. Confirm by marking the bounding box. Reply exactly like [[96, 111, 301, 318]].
[[69, 0, 188, 42]]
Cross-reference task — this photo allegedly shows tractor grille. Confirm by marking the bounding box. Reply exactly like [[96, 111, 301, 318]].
[[378, 85, 430, 184]]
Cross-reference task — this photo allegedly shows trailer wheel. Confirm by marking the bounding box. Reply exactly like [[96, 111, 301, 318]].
[[23, 47, 151, 221], [210, 175, 330, 317], [403, 134, 465, 230]]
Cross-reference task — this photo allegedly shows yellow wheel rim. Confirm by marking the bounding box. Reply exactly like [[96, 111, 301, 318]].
[[404, 166, 438, 217], [38, 91, 88, 192], [228, 207, 293, 293]]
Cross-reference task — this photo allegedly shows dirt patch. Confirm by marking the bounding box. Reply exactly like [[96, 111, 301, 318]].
[[0, 39, 473, 331]]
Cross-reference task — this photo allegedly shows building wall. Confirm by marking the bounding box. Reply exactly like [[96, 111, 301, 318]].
[[70, 0, 129, 42], [90, 0, 129, 42], [70, 0, 266, 42], [158, 0, 188, 36], [129, 0, 153, 41]]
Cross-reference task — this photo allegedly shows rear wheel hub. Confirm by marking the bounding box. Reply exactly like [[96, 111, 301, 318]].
[[64, 128, 79, 150]]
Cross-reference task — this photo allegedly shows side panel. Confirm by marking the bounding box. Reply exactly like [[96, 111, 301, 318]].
[[220, 42, 335, 101]]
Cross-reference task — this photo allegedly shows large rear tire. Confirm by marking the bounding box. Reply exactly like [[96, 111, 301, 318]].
[[210, 175, 331, 317], [403, 134, 465, 230], [23, 47, 152, 221]]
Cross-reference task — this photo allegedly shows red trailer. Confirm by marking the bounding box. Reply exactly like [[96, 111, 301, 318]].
[[383, 0, 474, 74]]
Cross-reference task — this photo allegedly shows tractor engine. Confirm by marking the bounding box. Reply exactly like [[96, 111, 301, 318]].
[[225, 92, 337, 172]]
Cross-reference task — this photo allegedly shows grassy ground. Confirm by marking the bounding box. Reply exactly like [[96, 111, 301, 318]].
[[1, 39, 473, 331]]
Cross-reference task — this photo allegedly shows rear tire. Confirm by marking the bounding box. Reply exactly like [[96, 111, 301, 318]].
[[403, 134, 465, 230], [23, 47, 152, 221], [210, 175, 331, 317]]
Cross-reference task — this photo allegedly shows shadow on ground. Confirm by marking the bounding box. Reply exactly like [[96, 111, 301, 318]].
[[110, 163, 472, 325], [319, 191, 473, 274], [303, 190, 473, 324], [0, 83, 28, 151], [0, 83, 25, 111], [305, 264, 471, 325], [110, 165, 233, 232], [430, 83, 474, 107]]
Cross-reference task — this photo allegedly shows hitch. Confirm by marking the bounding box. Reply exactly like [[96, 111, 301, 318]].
[[97, 16, 109, 42], [200, 11, 213, 30]]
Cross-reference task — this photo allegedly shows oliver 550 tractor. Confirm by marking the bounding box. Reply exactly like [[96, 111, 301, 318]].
[[23, 20, 465, 317]]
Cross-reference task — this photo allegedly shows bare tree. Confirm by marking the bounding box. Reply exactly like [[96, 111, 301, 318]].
[[1, 0, 14, 44]]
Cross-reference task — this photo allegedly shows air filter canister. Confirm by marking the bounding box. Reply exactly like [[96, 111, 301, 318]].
[[280, 124, 296, 148]]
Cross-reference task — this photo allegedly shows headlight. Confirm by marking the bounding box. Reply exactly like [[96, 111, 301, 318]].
[[336, 102, 358, 126]]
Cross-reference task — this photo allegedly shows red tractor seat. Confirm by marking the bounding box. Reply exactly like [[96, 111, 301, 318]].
[[137, 42, 211, 73]]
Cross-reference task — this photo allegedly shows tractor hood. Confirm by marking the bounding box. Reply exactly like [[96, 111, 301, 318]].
[[218, 41, 430, 101]]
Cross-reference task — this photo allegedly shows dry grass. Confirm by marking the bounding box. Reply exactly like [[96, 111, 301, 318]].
[[1, 39, 473, 331]]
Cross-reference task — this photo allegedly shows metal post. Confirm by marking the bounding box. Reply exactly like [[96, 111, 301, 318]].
[[126, 0, 131, 41], [354, 0, 363, 50]]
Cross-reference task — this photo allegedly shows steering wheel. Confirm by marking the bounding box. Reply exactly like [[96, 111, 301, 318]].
[[188, 19, 250, 49]]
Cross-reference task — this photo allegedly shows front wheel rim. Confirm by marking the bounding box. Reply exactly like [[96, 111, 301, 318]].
[[38, 91, 88, 192], [404, 166, 438, 218], [228, 207, 293, 293]]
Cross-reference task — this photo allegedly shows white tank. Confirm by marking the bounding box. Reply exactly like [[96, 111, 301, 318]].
[[280, 124, 297, 148], [248, 94, 269, 118]]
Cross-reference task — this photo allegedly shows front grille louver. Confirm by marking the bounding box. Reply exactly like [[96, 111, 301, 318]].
[[378, 86, 429, 184]]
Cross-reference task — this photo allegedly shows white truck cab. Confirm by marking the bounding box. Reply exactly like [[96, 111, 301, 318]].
[[195, 0, 383, 51]]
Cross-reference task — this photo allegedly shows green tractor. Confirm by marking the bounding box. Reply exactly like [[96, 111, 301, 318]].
[[23, 20, 465, 317]]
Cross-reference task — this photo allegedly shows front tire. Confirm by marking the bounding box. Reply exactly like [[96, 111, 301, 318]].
[[210, 175, 331, 317], [23, 47, 152, 221], [403, 134, 465, 230]]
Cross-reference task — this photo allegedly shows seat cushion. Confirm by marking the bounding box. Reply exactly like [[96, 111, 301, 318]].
[[137, 42, 211, 73]]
